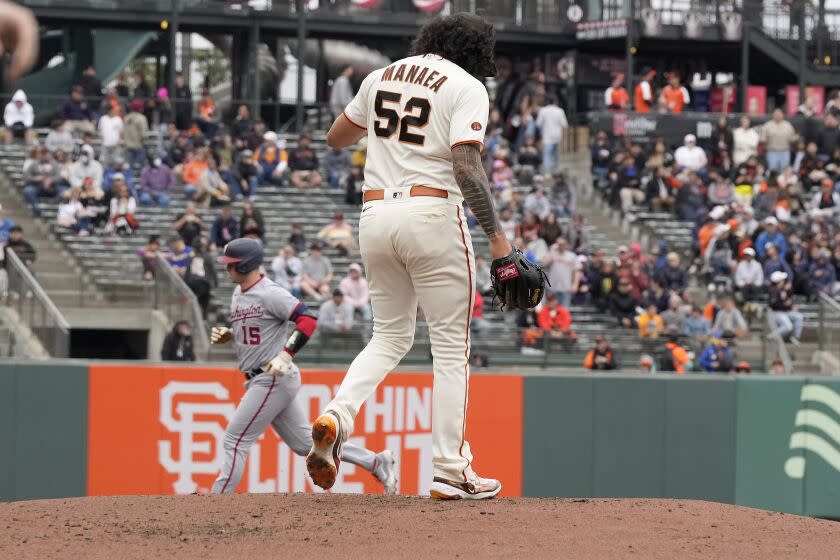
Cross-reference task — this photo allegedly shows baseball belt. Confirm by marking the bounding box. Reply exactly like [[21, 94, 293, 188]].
[[244, 367, 265, 380], [362, 185, 448, 203]]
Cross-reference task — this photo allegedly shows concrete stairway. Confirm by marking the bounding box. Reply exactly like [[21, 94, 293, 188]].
[[0, 170, 103, 309]]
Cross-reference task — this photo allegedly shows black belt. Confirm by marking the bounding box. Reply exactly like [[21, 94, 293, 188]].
[[244, 367, 265, 380]]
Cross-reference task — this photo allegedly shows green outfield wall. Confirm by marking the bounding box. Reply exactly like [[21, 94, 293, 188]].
[[1, 363, 839, 518]]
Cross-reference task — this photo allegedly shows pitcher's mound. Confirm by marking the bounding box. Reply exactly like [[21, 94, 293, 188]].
[[1, 494, 838, 559]]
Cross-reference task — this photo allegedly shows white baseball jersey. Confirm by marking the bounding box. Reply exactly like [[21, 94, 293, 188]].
[[342, 54, 489, 198]]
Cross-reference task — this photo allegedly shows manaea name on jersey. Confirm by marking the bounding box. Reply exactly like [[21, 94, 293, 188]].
[[381, 63, 449, 93]]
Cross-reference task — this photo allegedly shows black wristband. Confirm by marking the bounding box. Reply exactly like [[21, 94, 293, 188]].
[[283, 328, 310, 356]]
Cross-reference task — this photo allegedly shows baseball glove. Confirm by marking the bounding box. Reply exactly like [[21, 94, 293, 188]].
[[490, 248, 548, 310]]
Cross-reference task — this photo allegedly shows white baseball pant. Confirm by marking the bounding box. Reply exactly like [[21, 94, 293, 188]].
[[325, 193, 477, 484], [212, 369, 376, 494]]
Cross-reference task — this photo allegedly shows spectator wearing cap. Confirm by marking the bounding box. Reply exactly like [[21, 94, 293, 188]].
[[318, 212, 354, 257], [768, 271, 803, 345], [289, 133, 323, 188], [660, 72, 690, 114], [604, 74, 629, 112], [139, 155, 175, 207], [734, 361, 752, 374], [209, 206, 238, 251], [584, 335, 618, 370], [170, 203, 206, 248], [761, 108, 798, 172], [809, 249, 838, 296], [124, 99, 149, 171], [3, 89, 34, 144], [23, 145, 64, 216], [255, 131, 288, 185], [674, 134, 708, 171], [699, 334, 734, 373], [98, 103, 124, 170], [318, 289, 355, 333], [339, 263, 372, 321], [755, 216, 787, 260], [231, 149, 259, 199], [300, 243, 333, 300], [271, 244, 303, 296], [610, 277, 639, 328], [712, 295, 749, 338], [735, 247, 764, 302]]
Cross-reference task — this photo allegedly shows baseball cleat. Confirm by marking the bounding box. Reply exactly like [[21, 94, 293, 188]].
[[429, 476, 502, 500], [307, 413, 342, 490], [373, 449, 399, 495]]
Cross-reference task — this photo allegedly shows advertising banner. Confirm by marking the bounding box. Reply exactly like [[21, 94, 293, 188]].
[[87, 365, 522, 497], [786, 86, 825, 117], [745, 86, 767, 116]]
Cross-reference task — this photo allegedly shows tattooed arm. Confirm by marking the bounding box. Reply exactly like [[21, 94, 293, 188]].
[[452, 143, 513, 260]]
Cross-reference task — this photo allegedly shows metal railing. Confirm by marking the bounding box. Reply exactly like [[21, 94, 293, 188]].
[[4, 250, 70, 358], [763, 305, 793, 374], [153, 255, 210, 359], [818, 292, 840, 371]]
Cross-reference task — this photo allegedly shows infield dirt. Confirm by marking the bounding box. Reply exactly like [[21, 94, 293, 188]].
[[1, 494, 838, 559]]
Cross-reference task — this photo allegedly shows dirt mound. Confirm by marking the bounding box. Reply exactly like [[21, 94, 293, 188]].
[[1, 494, 838, 559]]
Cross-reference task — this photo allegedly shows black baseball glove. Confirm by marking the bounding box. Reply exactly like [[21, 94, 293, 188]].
[[490, 247, 548, 310]]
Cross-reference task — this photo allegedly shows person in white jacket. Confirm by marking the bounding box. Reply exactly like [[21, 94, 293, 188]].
[[735, 247, 764, 302], [3, 89, 34, 144], [732, 115, 759, 166], [69, 144, 104, 191]]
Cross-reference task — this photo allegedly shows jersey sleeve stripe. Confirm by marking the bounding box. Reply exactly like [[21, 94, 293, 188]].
[[450, 140, 485, 150], [342, 111, 367, 130]]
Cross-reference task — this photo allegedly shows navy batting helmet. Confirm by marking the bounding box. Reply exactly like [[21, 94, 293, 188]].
[[218, 238, 263, 274]]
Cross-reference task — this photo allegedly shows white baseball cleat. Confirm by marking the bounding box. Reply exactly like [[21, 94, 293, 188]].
[[429, 476, 502, 500], [373, 449, 399, 495], [307, 412, 343, 490]]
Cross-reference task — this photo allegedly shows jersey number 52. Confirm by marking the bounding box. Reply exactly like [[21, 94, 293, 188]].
[[373, 91, 431, 146]]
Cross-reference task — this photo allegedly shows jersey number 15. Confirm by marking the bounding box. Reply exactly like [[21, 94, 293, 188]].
[[241, 325, 261, 345], [373, 91, 431, 146]]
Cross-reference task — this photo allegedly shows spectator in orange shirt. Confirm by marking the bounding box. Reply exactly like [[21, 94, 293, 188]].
[[660, 72, 690, 114], [638, 303, 664, 339], [470, 291, 487, 335], [583, 335, 617, 370], [196, 89, 217, 139], [537, 291, 576, 344], [604, 74, 630, 111], [182, 147, 209, 201], [634, 68, 656, 113]]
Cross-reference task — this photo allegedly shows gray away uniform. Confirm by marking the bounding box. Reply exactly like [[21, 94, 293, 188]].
[[212, 275, 379, 494]]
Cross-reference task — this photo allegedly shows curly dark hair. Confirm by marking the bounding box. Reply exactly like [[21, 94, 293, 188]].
[[410, 13, 496, 79]]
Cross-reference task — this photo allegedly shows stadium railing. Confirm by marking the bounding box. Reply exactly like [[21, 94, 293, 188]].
[[4, 249, 71, 358], [153, 254, 210, 360]]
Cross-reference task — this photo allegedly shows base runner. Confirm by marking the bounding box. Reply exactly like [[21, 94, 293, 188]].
[[209, 238, 397, 495], [306, 14, 544, 500]]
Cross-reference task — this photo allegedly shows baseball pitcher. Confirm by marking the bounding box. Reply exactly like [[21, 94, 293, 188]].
[[210, 238, 397, 494], [306, 14, 545, 500]]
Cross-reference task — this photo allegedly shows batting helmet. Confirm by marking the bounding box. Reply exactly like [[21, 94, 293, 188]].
[[218, 238, 263, 274]]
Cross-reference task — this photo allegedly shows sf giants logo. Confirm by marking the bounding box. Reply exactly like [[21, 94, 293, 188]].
[[158, 381, 236, 494]]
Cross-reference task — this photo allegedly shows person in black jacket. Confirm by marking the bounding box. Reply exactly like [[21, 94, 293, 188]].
[[173, 72, 193, 131], [767, 271, 804, 345], [583, 335, 618, 370], [609, 277, 639, 328], [184, 238, 218, 318], [161, 320, 196, 361], [655, 252, 688, 295]]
